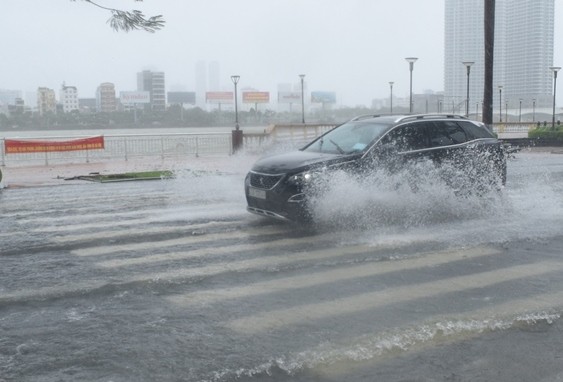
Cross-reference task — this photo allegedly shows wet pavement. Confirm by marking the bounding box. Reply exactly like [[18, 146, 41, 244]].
[[1, 149, 563, 381]]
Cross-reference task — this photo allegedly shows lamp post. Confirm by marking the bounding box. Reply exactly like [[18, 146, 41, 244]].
[[230, 75, 240, 130], [519, 99, 523, 122], [505, 101, 508, 123], [462, 61, 474, 117], [230, 75, 242, 152], [549, 66, 561, 129], [389, 81, 394, 113], [299, 74, 306, 124], [498, 85, 503, 122], [532, 99, 536, 122], [405, 57, 418, 113]]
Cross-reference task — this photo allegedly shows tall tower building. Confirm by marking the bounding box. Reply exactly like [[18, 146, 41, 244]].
[[444, 0, 554, 117], [137, 70, 166, 112], [208, 61, 221, 92], [195, 60, 207, 108]]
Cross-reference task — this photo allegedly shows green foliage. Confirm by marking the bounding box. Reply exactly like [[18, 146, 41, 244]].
[[78, 170, 174, 182], [528, 126, 563, 141], [1, 105, 394, 131]]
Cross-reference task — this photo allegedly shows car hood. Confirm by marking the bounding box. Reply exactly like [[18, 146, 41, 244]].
[[251, 150, 353, 174]]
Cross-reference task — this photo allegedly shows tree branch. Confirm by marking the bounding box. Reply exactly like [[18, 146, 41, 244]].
[[72, 0, 165, 33]]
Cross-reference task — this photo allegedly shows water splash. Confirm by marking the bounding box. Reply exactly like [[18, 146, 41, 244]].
[[206, 311, 561, 381]]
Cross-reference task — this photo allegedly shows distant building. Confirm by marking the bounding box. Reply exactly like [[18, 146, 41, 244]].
[[137, 70, 166, 111], [79, 98, 97, 113], [167, 91, 196, 106], [96, 82, 117, 112], [195, 61, 207, 108], [0, 89, 22, 106], [444, 0, 555, 116], [208, 61, 220, 93], [60, 83, 79, 113], [8, 98, 25, 114], [37, 87, 57, 115]]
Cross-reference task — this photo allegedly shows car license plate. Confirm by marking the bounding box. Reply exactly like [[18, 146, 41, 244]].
[[249, 187, 266, 199]]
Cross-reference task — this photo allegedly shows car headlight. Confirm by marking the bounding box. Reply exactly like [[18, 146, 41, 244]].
[[287, 171, 315, 186]]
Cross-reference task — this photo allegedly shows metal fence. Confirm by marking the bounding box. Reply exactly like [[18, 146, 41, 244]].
[[10, 122, 542, 167], [1, 133, 232, 167], [1, 125, 336, 167]]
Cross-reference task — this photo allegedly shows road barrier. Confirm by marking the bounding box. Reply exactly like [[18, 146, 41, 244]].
[[5, 122, 543, 167], [1, 124, 335, 167], [1, 132, 232, 167]]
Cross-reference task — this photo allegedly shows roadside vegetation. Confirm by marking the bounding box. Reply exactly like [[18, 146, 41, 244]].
[[529, 125, 563, 142], [0, 105, 410, 131]]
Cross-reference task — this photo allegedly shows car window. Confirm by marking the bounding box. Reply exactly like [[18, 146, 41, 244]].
[[428, 121, 467, 147], [379, 122, 430, 152], [458, 121, 495, 139], [304, 121, 390, 154]]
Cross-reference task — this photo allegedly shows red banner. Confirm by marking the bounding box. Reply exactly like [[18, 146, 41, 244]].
[[4, 136, 105, 154]]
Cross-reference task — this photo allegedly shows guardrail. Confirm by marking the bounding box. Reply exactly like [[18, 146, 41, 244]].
[[10, 122, 548, 167], [1, 125, 336, 167], [1, 132, 232, 167]]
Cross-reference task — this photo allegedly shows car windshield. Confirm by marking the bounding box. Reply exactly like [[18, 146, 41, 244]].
[[303, 121, 390, 154]]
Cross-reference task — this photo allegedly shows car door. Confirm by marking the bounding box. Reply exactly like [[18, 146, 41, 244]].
[[425, 120, 469, 164]]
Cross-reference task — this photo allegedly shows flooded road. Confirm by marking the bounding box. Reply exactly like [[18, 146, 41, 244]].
[[1, 149, 563, 381]]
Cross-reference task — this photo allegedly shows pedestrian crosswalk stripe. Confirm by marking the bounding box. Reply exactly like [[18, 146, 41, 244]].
[[168, 246, 502, 306], [225, 261, 563, 334]]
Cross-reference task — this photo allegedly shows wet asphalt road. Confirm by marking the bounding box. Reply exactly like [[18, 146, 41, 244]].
[[1, 150, 563, 382]]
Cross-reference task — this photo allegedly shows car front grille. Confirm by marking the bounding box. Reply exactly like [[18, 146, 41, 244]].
[[249, 172, 283, 190]]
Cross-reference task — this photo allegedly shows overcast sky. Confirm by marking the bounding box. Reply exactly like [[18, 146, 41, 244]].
[[2, 0, 562, 107]]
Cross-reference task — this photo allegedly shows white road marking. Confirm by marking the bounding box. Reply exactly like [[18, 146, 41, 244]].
[[225, 261, 563, 334]]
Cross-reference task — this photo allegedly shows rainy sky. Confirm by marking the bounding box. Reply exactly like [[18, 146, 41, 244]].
[[2, 0, 563, 107]]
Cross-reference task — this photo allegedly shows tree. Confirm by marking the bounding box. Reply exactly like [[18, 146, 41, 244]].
[[482, 0, 495, 125], [72, 0, 165, 33]]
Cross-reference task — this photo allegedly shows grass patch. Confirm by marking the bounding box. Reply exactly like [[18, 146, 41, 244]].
[[75, 170, 174, 183]]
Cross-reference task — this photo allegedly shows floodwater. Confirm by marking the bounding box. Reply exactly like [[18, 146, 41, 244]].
[[1, 149, 563, 381]]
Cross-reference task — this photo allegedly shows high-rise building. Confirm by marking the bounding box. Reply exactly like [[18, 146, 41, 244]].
[[96, 82, 117, 113], [37, 87, 57, 115], [208, 61, 221, 92], [444, 0, 554, 117], [195, 61, 207, 108], [60, 83, 79, 113], [137, 70, 166, 111]]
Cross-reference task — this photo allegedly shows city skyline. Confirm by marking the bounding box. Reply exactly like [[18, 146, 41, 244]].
[[445, 0, 556, 116], [1, 0, 563, 108]]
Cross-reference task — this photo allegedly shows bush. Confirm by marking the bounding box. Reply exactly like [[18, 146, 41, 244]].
[[528, 126, 563, 141]]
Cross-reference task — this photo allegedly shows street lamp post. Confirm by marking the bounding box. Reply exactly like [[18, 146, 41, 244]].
[[505, 101, 508, 123], [519, 99, 523, 123], [299, 74, 306, 124], [462, 61, 474, 117], [230, 75, 242, 152], [389, 81, 394, 113], [532, 99, 536, 122], [549, 66, 561, 129], [405, 57, 418, 113], [230, 75, 240, 130], [498, 85, 503, 122]]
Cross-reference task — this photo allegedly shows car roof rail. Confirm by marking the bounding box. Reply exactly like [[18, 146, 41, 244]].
[[394, 114, 468, 123], [350, 114, 382, 121]]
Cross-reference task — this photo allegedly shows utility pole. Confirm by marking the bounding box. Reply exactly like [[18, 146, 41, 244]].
[[482, 0, 495, 126]]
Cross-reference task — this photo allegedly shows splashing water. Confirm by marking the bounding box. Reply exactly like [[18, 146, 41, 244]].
[[306, 159, 508, 230]]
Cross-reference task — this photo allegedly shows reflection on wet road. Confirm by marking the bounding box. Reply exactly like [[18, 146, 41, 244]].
[[1, 151, 563, 381]]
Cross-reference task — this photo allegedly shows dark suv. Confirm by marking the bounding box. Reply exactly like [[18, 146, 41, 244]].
[[245, 114, 507, 222]]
